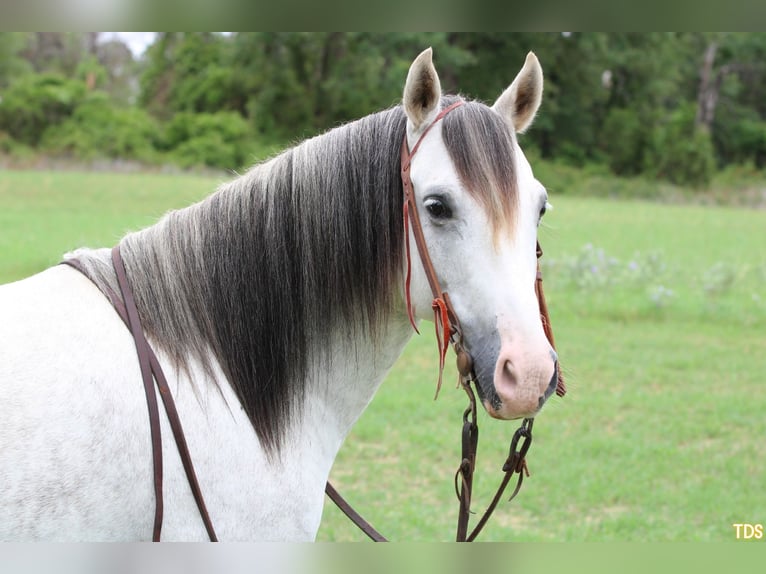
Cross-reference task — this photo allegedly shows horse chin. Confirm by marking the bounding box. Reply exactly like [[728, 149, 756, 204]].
[[481, 398, 537, 421], [474, 374, 544, 420], [474, 378, 523, 420]]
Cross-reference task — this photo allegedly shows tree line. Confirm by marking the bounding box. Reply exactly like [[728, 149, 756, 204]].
[[1, 32, 765, 187]]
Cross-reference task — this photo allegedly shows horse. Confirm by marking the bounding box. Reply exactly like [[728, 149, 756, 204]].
[[0, 48, 558, 541]]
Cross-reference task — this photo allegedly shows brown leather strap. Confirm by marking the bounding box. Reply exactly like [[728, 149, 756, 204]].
[[400, 101, 465, 334], [536, 242, 566, 397], [145, 332, 219, 541], [111, 247, 165, 541], [324, 482, 387, 542], [464, 416, 532, 542], [63, 250, 218, 541], [454, 385, 478, 542], [400, 102, 468, 398]]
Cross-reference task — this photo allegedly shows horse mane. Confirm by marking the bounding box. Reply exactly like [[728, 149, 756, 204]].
[[66, 96, 518, 456], [440, 96, 519, 237]]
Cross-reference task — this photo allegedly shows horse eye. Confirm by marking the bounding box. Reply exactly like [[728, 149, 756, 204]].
[[539, 200, 551, 220], [424, 196, 452, 220]]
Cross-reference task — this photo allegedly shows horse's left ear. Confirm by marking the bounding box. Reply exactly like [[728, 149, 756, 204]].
[[403, 47, 443, 135], [492, 51, 543, 134]]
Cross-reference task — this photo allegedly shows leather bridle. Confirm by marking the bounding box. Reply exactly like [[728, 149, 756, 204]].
[[62, 100, 564, 541], [326, 101, 565, 542]]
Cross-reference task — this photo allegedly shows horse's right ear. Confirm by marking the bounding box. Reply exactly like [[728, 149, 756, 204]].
[[403, 47, 442, 136]]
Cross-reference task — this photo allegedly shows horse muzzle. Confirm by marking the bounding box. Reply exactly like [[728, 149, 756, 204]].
[[479, 348, 558, 420]]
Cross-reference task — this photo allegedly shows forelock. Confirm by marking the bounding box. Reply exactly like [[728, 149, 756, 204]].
[[440, 98, 518, 240]]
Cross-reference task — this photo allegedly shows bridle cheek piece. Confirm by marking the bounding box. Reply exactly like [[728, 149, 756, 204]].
[[400, 101, 469, 399], [396, 99, 566, 541]]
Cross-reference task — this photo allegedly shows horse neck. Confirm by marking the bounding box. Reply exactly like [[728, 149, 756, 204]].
[[295, 317, 415, 456], [111, 120, 409, 457]]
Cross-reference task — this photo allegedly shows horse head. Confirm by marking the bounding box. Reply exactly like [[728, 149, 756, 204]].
[[403, 48, 558, 420]]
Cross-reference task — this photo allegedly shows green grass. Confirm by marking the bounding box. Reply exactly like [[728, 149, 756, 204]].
[[1, 169, 764, 541], [322, 196, 766, 541], [0, 170, 220, 283]]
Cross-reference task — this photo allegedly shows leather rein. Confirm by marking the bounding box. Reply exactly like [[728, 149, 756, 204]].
[[63, 249, 218, 542], [62, 100, 564, 542]]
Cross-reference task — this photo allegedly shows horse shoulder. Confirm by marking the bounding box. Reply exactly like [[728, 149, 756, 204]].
[[0, 266, 155, 539]]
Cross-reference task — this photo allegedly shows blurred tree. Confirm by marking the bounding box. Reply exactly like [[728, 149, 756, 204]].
[[595, 33, 700, 175], [226, 32, 474, 139], [139, 32, 239, 119], [0, 33, 31, 88], [0, 73, 87, 146], [20, 33, 95, 76], [95, 38, 139, 105], [3, 32, 765, 175], [706, 33, 766, 167], [449, 33, 610, 165]]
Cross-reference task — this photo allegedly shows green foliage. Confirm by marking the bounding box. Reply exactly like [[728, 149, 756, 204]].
[[713, 104, 766, 168], [41, 92, 159, 161], [0, 130, 26, 155], [600, 107, 648, 176], [0, 32, 31, 88], [163, 111, 252, 169], [451, 32, 610, 164], [645, 103, 716, 187], [3, 32, 766, 181], [140, 33, 241, 120], [0, 73, 86, 146], [229, 32, 476, 139]]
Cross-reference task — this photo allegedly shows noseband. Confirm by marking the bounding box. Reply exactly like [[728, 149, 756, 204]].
[[330, 101, 566, 541]]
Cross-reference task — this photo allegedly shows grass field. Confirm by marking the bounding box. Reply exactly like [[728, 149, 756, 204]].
[[1, 169, 764, 542]]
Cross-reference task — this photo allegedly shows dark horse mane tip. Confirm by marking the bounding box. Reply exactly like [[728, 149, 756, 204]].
[[119, 106, 410, 455]]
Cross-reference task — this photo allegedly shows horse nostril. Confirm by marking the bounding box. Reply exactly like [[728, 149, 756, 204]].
[[502, 360, 518, 387]]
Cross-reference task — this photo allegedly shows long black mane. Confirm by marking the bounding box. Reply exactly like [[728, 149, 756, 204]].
[[67, 97, 518, 456]]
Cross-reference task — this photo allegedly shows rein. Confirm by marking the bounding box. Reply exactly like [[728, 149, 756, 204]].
[[62, 249, 218, 542]]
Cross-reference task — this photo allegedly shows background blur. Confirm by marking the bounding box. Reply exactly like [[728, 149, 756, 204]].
[[1, 32, 765, 198]]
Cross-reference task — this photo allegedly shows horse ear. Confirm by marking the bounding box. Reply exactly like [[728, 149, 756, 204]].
[[403, 47, 442, 134], [492, 51, 544, 134]]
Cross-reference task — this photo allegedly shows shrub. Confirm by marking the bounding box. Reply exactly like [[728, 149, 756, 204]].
[[645, 103, 716, 188], [600, 107, 647, 176], [0, 73, 86, 146], [713, 108, 766, 169], [162, 111, 252, 169], [0, 130, 33, 160], [42, 92, 159, 161]]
